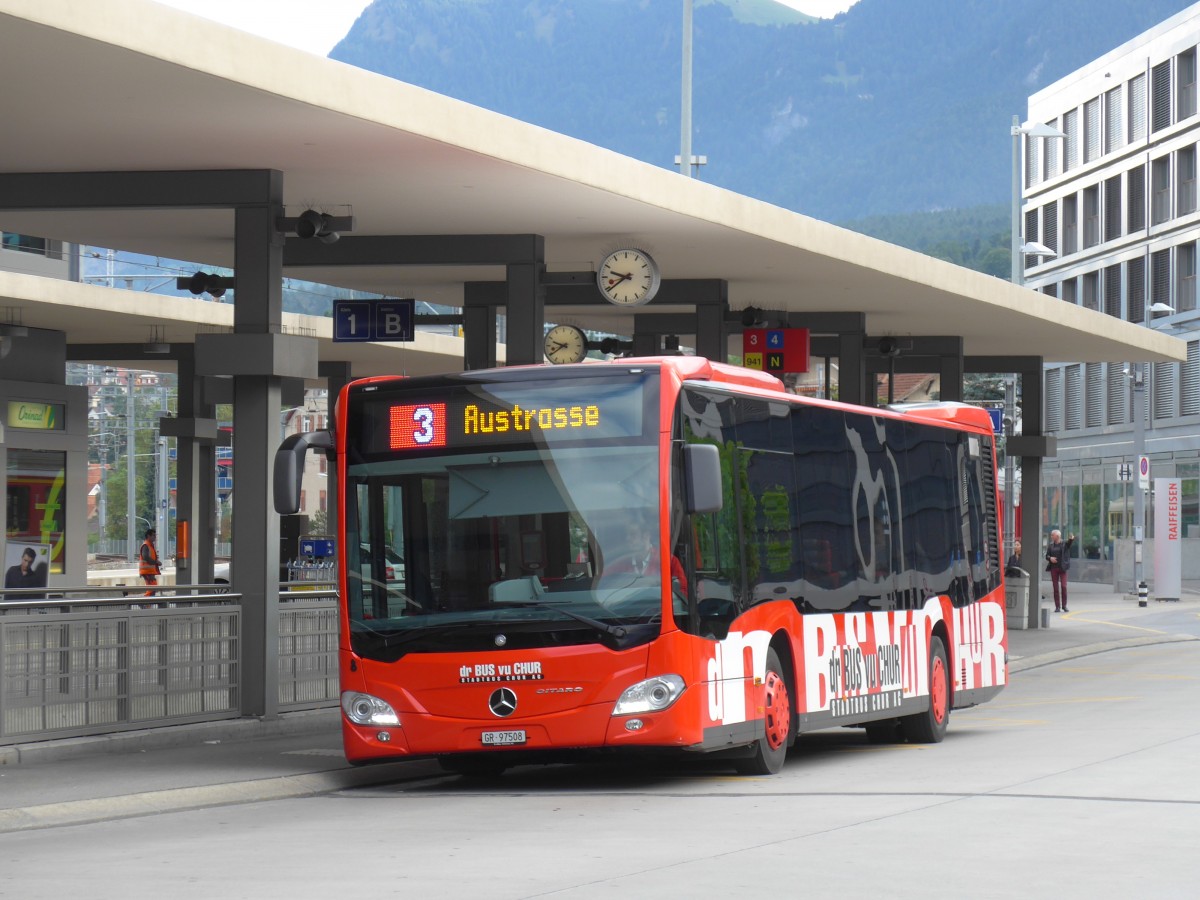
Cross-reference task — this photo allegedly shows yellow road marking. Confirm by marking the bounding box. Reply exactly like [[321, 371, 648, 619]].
[[1062, 614, 1170, 635]]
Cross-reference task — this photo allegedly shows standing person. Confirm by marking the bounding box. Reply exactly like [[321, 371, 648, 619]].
[[139, 527, 162, 597], [1005, 540, 1023, 577], [1044, 529, 1075, 612]]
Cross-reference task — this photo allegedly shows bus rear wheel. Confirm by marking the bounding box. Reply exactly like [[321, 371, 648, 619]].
[[735, 647, 791, 775], [901, 635, 949, 743]]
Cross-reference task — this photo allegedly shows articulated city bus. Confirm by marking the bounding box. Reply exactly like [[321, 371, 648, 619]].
[[274, 357, 1007, 775]]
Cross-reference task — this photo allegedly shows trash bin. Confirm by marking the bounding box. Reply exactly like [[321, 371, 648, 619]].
[[1005, 570, 1030, 631]]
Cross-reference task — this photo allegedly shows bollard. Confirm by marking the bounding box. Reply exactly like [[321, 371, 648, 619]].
[[1138, 581, 1148, 608], [1040, 607, 1050, 628]]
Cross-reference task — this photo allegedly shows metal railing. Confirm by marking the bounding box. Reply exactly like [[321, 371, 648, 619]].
[[1, 583, 339, 745]]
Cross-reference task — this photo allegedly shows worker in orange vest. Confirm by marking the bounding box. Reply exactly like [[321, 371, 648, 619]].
[[139, 527, 162, 597]]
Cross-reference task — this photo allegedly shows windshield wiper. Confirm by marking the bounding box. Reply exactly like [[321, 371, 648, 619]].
[[495, 601, 627, 638]]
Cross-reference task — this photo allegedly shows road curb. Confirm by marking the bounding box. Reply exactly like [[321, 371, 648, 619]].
[[1010, 633, 1199, 673], [0, 759, 442, 834]]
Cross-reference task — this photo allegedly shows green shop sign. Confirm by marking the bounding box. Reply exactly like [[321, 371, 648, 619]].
[[6, 401, 64, 430]]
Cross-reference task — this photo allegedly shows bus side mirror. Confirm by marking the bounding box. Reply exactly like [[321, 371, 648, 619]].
[[274, 430, 334, 515], [683, 443, 722, 514]]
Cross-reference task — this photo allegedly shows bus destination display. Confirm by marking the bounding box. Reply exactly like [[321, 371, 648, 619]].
[[364, 378, 649, 455]]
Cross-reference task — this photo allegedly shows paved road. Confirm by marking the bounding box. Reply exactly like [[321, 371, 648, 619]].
[[1, 638, 1197, 898], [1, 582, 1198, 897]]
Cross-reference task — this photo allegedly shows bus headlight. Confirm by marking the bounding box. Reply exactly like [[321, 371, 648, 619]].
[[341, 691, 400, 726], [612, 674, 685, 716]]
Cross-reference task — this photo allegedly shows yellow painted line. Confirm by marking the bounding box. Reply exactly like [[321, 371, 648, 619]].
[[984, 696, 1139, 709], [1062, 614, 1171, 635]]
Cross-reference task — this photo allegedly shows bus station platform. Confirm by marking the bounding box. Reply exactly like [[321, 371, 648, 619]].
[[1, 580, 1196, 833]]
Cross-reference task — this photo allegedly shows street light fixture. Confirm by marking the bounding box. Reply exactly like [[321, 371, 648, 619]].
[[1011, 116, 1066, 286], [1132, 301, 1176, 606]]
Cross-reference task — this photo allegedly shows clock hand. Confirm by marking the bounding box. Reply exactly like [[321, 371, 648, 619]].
[[607, 271, 633, 286]]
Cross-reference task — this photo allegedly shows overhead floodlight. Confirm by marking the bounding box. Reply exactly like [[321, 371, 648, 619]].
[[276, 209, 355, 244], [741, 306, 764, 328], [1148, 302, 1176, 316], [1016, 121, 1066, 140], [1020, 241, 1057, 258], [176, 271, 234, 298]]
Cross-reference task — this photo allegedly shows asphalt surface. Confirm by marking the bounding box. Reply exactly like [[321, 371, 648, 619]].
[[1, 580, 1196, 833]]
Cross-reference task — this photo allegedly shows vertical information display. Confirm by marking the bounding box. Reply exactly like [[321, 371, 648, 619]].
[[742, 328, 810, 374]]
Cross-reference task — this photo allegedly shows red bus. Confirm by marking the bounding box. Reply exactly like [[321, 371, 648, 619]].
[[274, 357, 1008, 775]]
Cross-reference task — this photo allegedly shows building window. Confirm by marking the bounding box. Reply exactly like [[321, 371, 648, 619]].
[[1062, 277, 1077, 306], [1025, 134, 1040, 187], [1179, 48, 1197, 121], [1062, 194, 1078, 253], [1043, 118, 1059, 178], [1083, 185, 1100, 246], [1042, 201, 1058, 253], [1128, 164, 1146, 232], [1152, 248, 1172, 311], [1082, 271, 1100, 310], [299, 489, 307, 511], [1104, 264, 1122, 318], [1104, 174, 1122, 241], [1178, 242, 1197, 312], [1153, 362, 1177, 420], [1063, 108, 1079, 171], [1152, 59, 1172, 132], [1179, 146, 1197, 216], [1152, 156, 1171, 224], [1107, 363, 1128, 425], [1045, 369, 1063, 432], [1064, 365, 1082, 430], [1044, 283, 1058, 298], [1127, 256, 1146, 324], [1083, 97, 1100, 163], [1104, 85, 1125, 154], [1129, 72, 1147, 142], [1023, 209, 1039, 270], [1085, 363, 1103, 427], [1, 233, 48, 255], [1183, 341, 1200, 416], [319, 490, 327, 513]]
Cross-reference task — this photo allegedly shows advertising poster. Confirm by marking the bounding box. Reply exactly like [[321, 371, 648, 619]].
[[3, 542, 51, 593]]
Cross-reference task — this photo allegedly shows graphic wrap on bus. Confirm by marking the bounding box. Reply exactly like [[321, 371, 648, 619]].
[[278, 358, 1007, 775]]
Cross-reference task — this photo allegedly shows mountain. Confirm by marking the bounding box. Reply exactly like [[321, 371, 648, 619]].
[[330, 0, 1196, 225]]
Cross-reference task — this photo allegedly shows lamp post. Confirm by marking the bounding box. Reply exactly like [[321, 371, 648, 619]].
[[1010, 116, 1066, 284], [1132, 301, 1176, 606], [1009, 116, 1064, 569]]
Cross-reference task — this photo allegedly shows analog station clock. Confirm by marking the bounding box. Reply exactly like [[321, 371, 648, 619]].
[[543, 323, 588, 364], [596, 248, 661, 306]]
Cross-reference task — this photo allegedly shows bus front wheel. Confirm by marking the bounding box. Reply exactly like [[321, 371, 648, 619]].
[[735, 647, 791, 776], [901, 635, 949, 743]]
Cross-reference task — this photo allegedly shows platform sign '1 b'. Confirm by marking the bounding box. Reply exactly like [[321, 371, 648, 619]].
[[333, 299, 415, 342]]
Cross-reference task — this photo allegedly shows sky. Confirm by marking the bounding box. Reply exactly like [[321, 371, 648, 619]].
[[153, 0, 861, 56]]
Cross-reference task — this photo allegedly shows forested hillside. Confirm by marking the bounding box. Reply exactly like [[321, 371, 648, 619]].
[[331, 0, 1194, 230]]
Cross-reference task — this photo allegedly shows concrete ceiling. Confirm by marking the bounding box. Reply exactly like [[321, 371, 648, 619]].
[[0, 0, 1186, 367]]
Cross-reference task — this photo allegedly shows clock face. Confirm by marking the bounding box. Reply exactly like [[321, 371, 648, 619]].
[[544, 324, 588, 364], [597, 248, 661, 306]]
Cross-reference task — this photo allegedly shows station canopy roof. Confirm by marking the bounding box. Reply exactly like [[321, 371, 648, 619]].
[[0, 0, 1186, 371]]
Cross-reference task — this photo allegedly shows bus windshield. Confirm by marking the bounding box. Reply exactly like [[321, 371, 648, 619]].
[[344, 371, 663, 659]]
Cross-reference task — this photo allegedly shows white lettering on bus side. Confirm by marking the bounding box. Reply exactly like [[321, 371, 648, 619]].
[[802, 602, 946, 715], [953, 602, 1006, 690], [706, 629, 772, 726]]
